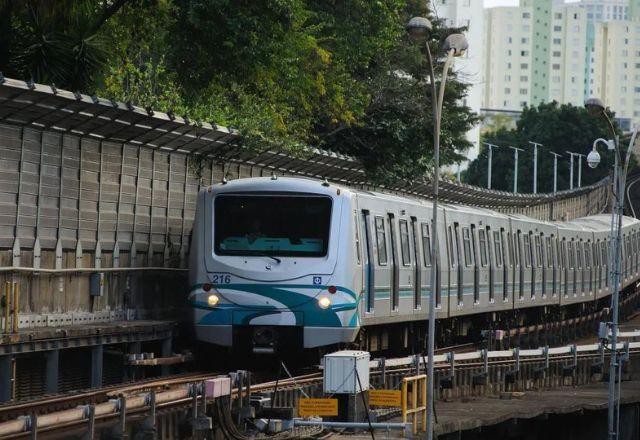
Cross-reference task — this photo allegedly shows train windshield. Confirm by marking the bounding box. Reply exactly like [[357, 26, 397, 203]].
[[214, 194, 332, 257]]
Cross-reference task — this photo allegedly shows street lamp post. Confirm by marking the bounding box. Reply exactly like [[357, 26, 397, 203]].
[[529, 141, 543, 194], [406, 17, 468, 440], [566, 151, 576, 190], [549, 151, 562, 193], [575, 153, 586, 187], [508, 146, 524, 193], [585, 97, 639, 440], [482, 142, 499, 189]]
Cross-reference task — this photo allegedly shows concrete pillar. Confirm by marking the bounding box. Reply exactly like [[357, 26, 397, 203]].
[[0, 355, 12, 402], [91, 344, 103, 388], [161, 338, 171, 376], [45, 349, 59, 394]]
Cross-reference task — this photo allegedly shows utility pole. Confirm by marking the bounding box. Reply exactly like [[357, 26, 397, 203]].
[[566, 151, 575, 189], [575, 153, 586, 187], [529, 141, 543, 194], [482, 142, 499, 189], [508, 146, 524, 194], [549, 152, 562, 193]]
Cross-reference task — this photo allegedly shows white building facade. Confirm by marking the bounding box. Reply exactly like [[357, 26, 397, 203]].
[[433, 0, 486, 163]]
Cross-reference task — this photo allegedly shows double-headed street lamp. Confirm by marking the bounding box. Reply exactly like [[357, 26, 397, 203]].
[[584, 97, 639, 440], [508, 146, 524, 193], [406, 16, 468, 440], [529, 141, 543, 194], [549, 151, 562, 193]]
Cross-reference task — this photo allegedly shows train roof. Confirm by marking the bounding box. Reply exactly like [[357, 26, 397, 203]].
[[205, 177, 639, 231]]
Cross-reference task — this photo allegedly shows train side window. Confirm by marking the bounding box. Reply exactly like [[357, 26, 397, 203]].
[[585, 241, 591, 283], [507, 232, 514, 267], [523, 233, 532, 268], [447, 226, 456, 268], [577, 240, 583, 270], [399, 219, 411, 266], [462, 227, 473, 266], [421, 223, 432, 267], [479, 229, 488, 267], [493, 230, 503, 267], [535, 234, 543, 268], [545, 236, 553, 268], [375, 216, 387, 265], [568, 240, 575, 269], [354, 212, 361, 265]]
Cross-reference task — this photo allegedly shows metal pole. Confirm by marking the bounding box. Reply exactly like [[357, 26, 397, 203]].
[[457, 163, 461, 183], [508, 147, 523, 194], [567, 152, 574, 190], [529, 141, 543, 194], [577, 154, 584, 187], [550, 152, 562, 194], [482, 142, 498, 190], [424, 44, 455, 440]]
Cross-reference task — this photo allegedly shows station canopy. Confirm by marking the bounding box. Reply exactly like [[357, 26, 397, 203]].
[[0, 76, 604, 208]]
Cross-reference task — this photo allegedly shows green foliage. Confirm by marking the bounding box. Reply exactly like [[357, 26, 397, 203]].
[[0, 0, 479, 183], [464, 102, 631, 193]]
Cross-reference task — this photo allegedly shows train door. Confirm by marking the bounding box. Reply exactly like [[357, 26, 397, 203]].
[[585, 240, 592, 295], [514, 229, 526, 301], [454, 223, 464, 306], [373, 215, 389, 314], [482, 227, 494, 303], [547, 235, 556, 298], [534, 233, 543, 298], [471, 224, 480, 304], [410, 217, 422, 310], [602, 239, 609, 291], [519, 231, 528, 301], [568, 239, 576, 296], [508, 231, 518, 306], [361, 210, 375, 313], [561, 238, 568, 300], [495, 229, 507, 303], [596, 239, 602, 293], [576, 240, 584, 296], [420, 221, 434, 308], [398, 217, 413, 314], [388, 214, 400, 311]]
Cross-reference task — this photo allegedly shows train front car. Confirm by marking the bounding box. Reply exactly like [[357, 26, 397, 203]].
[[188, 177, 360, 355]]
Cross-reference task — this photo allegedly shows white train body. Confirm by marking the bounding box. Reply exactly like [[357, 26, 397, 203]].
[[188, 177, 640, 353]]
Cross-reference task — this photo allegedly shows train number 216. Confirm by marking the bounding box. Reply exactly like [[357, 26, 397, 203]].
[[212, 274, 231, 284]]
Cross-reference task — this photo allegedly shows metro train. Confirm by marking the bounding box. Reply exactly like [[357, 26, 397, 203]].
[[188, 176, 640, 355]]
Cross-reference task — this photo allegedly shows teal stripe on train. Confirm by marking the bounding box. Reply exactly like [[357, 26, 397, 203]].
[[191, 283, 359, 328]]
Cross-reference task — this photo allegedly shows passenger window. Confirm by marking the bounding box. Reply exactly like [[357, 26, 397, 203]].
[[585, 241, 591, 269], [535, 234, 543, 268], [354, 212, 361, 264], [399, 220, 411, 265], [546, 236, 553, 268], [494, 230, 503, 267], [568, 240, 575, 269], [421, 223, 432, 267], [479, 229, 488, 267], [448, 226, 456, 268], [577, 241, 583, 269], [375, 216, 387, 265], [523, 233, 532, 268], [462, 227, 473, 267]]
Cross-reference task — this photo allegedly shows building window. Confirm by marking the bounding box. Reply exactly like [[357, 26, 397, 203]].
[[505, 88, 511, 94], [520, 88, 528, 95], [552, 64, 560, 70], [505, 74, 511, 81], [554, 12, 562, 19], [554, 25, 562, 32], [520, 63, 528, 69], [553, 51, 561, 57], [521, 37, 529, 44], [553, 38, 561, 44], [520, 75, 528, 82], [521, 50, 529, 56], [523, 12, 530, 19]]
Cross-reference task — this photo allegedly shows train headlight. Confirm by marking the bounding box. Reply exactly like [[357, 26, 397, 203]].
[[318, 296, 332, 309], [207, 294, 220, 307]]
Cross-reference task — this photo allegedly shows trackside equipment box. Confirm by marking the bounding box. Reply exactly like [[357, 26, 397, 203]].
[[323, 350, 370, 394]]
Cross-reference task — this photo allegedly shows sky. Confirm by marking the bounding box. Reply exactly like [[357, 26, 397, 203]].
[[484, 0, 580, 6]]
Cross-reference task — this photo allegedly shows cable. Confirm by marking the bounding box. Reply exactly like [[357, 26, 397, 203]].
[[355, 367, 375, 440]]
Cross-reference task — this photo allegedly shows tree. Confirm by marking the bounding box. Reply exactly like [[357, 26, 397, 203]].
[[0, 0, 132, 91], [464, 102, 627, 193]]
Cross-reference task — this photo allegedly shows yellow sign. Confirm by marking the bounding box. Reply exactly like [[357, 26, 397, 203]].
[[369, 389, 402, 407], [298, 398, 339, 417]]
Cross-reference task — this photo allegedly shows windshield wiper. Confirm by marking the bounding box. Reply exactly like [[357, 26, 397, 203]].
[[253, 253, 281, 264]]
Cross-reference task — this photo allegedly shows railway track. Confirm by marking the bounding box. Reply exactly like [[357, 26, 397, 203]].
[[0, 372, 216, 423]]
